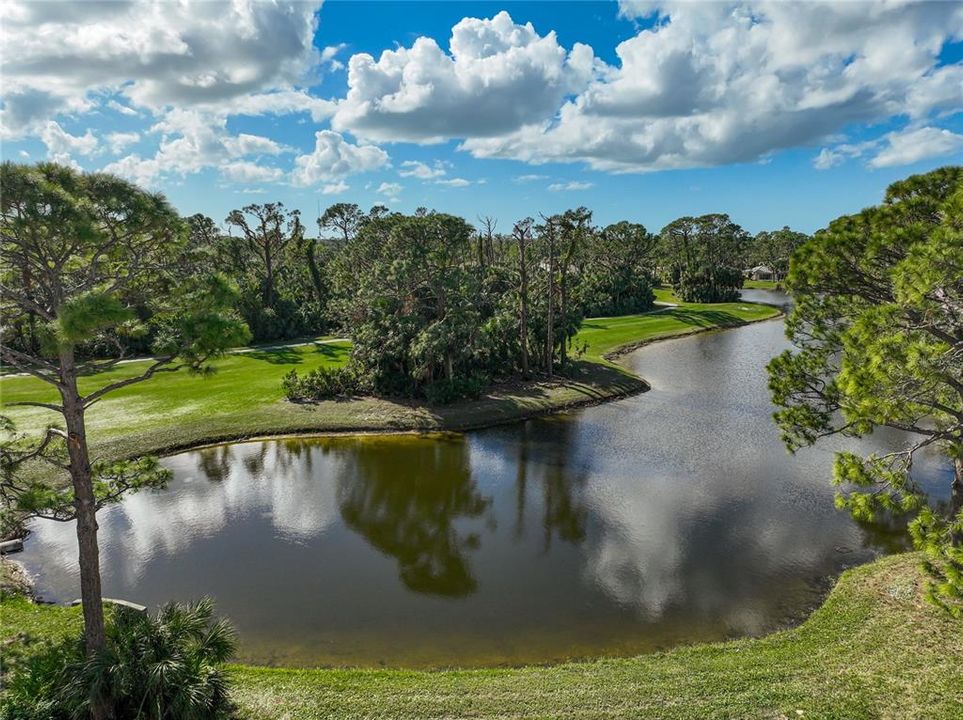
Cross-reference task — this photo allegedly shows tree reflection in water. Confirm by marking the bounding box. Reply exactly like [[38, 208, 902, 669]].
[[514, 419, 589, 551], [333, 434, 490, 597], [196, 445, 232, 484]]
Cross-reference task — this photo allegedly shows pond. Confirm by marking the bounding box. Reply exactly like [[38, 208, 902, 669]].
[[18, 290, 951, 668]]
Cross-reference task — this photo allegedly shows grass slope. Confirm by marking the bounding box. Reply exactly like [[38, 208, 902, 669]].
[[3, 554, 959, 718], [229, 554, 962, 719], [0, 298, 779, 462]]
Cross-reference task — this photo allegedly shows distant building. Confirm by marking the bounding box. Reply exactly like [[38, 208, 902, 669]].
[[745, 265, 774, 280]]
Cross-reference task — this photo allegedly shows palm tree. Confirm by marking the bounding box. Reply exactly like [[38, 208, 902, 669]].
[[62, 598, 237, 719]]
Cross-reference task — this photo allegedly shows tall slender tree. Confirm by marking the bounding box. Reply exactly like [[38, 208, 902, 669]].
[[319, 202, 364, 245], [0, 163, 248, 717], [556, 207, 592, 368], [542, 216, 557, 378], [225, 202, 303, 310], [513, 218, 534, 378]]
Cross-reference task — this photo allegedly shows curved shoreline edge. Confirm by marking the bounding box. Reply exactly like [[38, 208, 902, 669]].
[[6, 302, 961, 715], [104, 305, 786, 462], [5, 552, 961, 718]]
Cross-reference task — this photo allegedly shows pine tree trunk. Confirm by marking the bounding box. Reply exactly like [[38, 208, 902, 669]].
[[559, 271, 568, 369], [304, 240, 325, 306], [59, 349, 109, 719], [264, 248, 275, 309]]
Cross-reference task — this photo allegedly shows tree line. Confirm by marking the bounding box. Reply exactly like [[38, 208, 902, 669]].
[[1, 184, 809, 403], [1, 162, 960, 717]]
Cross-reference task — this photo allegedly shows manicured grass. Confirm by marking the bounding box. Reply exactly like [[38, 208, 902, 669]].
[[743, 279, 781, 289], [3, 554, 959, 718], [0, 297, 780, 462], [228, 554, 962, 719], [578, 297, 778, 363], [0, 593, 84, 675]]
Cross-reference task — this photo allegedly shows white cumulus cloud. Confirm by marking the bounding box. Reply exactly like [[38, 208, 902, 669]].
[[548, 181, 594, 191], [869, 127, 963, 169], [331, 11, 598, 143], [399, 160, 448, 179], [462, 2, 963, 172], [221, 161, 284, 183], [0, 0, 324, 137], [322, 180, 349, 195], [106, 131, 140, 155], [377, 181, 402, 200], [291, 130, 389, 187], [39, 120, 98, 157]]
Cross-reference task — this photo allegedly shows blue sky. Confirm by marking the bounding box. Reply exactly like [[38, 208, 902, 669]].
[[2, 1, 962, 235]]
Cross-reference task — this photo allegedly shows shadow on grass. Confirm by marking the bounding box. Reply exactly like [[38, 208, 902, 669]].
[[313, 343, 349, 359], [246, 348, 304, 365], [660, 308, 743, 328], [421, 360, 646, 429]]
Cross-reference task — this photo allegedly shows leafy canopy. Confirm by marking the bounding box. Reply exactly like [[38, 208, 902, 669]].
[[768, 166, 963, 615], [0, 162, 250, 529]]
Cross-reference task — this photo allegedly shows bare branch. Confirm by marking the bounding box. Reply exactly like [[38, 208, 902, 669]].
[[81, 356, 181, 407], [4, 400, 64, 412]]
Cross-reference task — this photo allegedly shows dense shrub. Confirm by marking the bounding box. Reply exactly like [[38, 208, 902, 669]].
[[676, 265, 744, 303], [423, 374, 488, 405], [282, 364, 368, 402], [582, 271, 656, 317], [0, 598, 236, 720]]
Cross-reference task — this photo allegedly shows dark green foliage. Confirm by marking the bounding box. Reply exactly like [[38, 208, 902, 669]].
[[220, 203, 330, 342], [749, 226, 809, 281], [0, 599, 236, 720], [659, 214, 750, 302], [1, 162, 252, 681], [423, 374, 488, 405], [768, 165, 963, 616], [282, 364, 368, 402], [582, 221, 657, 316], [676, 264, 744, 303], [332, 211, 497, 395], [325, 206, 620, 397]]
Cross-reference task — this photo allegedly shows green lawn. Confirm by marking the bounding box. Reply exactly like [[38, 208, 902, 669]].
[[3, 554, 960, 719], [743, 279, 781, 289], [579, 295, 778, 362], [0, 296, 780, 461], [1, 339, 350, 442]]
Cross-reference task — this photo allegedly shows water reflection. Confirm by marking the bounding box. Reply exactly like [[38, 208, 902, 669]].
[[19, 290, 952, 667], [333, 435, 489, 596], [512, 419, 589, 550]]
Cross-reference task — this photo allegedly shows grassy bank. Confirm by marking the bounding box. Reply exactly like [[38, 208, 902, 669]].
[[743, 278, 781, 289], [3, 553, 959, 718], [0, 298, 779, 462]]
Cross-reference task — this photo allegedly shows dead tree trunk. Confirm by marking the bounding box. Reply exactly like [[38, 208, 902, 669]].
[[515, 221, 531, 378], [546, 223, 556, 379]]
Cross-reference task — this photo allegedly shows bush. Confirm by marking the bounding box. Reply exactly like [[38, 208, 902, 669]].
[[423, 375, 488, 405], [0, 598, 236, 720], [676, 265, 744, 303], [282, 363, 368, 402]]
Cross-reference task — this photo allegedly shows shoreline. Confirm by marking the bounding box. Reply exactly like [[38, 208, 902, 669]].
[[5, 552, 960, 718], [94, 307, 785, 462], [0, 296, 784, 471], [3, 303, 784, 597]]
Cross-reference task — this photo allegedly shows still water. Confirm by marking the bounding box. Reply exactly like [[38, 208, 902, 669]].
[[19, 291, 949, 667]]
